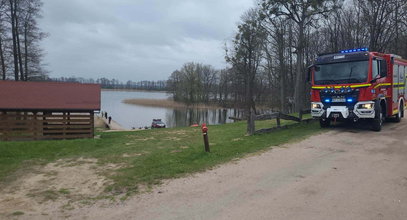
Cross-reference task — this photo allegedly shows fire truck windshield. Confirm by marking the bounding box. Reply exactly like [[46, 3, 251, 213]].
[[314, 60, 368, 85]]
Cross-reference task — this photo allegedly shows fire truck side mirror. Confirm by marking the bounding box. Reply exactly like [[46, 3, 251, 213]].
[[370, 74, 380, 83]]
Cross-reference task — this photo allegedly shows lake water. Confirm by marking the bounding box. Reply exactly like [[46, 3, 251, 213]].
[[101, 90, 244, 129]]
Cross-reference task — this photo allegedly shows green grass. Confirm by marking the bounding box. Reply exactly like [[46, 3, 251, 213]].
[[11, 211, 24, 216], [0, 118, 323, 196]]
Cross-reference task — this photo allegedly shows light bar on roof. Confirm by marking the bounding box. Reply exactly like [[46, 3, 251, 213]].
[[340, 47, 369, 53]]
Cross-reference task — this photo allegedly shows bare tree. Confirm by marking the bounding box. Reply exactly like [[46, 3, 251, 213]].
[[8, 0, 20, 80], [226, 9, 266, 135], [261, 0, 340, 112], [1, 0, 46, 81], [21, 0, 46, 80], [357, 0, 405, 51]]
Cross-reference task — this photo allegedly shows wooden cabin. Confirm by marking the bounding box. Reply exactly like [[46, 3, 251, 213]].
[[0, 81, 101, 141]]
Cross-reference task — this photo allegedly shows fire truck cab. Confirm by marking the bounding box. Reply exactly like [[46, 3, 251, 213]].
[[310, 48, 407, 131]]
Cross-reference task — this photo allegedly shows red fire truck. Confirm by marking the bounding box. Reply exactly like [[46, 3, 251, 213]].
[[310, 48, 407, 131]]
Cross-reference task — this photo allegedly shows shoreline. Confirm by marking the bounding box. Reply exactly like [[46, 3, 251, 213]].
[[122, 98, 224, 109], [102, 88, 168, 93]]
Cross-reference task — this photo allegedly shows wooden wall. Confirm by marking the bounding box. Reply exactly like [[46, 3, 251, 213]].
[[0, 111, 94, 141]]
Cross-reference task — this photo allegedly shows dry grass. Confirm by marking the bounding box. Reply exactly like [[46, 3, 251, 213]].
[[122, 98, 221, 109]]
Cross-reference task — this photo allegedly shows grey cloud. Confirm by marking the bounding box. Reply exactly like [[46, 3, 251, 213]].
[[39, 0, 254, 81]]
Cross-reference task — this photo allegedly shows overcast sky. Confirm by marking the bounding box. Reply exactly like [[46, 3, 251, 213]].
[[39, 0, 255, 81]]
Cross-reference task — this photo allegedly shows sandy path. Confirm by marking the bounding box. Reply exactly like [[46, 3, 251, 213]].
[[21, 120, 407, 220], [97, 115, 127, 130]]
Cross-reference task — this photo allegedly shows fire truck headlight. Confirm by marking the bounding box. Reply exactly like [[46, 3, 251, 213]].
[[359, 103, 374, 109], [312, 103, 322, 109]]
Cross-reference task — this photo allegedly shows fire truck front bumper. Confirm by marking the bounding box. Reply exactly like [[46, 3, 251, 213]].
[[311, 101, 375, 120]]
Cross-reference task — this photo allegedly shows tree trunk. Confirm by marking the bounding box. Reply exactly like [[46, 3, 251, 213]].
[[0, 36, 6, 80], [246, 64, 257, 135], [294, 22, 305, 113], [15, 9, 25, 81], [277, 31, 286, 113], [247, 107, 255, 135], [9, 0, 19, 81], [24, 25, 29, 80]]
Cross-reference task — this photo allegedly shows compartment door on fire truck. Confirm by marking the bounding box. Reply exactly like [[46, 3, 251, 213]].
[[405, 65, 407, 104], [393, 64, 399, 114], [403, 65, 407, 109], [393, 63, 404, 114], [399, 65, 405, 97]]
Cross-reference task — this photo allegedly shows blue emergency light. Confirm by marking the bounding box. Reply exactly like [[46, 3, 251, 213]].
[[346, 98, 354, 102], [340, 47, 368, 53]]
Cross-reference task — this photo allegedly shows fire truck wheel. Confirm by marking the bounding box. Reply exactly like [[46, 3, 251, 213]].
[[371, 104, 383, 131], [394, 103, 402, 123], [319, 118, 330, 128]]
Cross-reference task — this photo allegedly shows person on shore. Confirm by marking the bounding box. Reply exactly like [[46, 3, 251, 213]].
[[105, 112, 108, 119], [108, 116, 112, 124]]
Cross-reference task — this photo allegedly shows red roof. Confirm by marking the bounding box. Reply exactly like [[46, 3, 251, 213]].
[[0, 81, 100, 111]]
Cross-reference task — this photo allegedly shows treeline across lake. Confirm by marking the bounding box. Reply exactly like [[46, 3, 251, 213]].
[[167, 62, 280, 109], [50, 77, 168, 91], [169, 0, 407, 115]]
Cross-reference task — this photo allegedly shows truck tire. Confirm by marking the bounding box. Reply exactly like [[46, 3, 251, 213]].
[[371, 103, 383, 131], [394, 103, 402, 123], [319, 118, 330, 128]]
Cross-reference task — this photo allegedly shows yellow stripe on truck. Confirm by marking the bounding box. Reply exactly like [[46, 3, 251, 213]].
[[312, 84, 371, 90], [373, 83, 391, 89]]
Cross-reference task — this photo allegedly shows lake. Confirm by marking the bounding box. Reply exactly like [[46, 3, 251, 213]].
[[101, 90, 244, 129]]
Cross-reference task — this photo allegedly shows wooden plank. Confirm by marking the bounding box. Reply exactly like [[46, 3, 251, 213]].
[[228, 116, 244, 121], [0, 117, 38, 121], [255, 118, 315, 134], [41, 134, 93, 139], [255, 112, 280, 120], [279, 113, 301, 122], [42, 119, 91, 122], [7, 129, 36, 133], [0, 121, 37, 126], [0, 119, 89, 123], [43, 129, 91, 133], [64, 129, 92, 134], [42, 124, 92, 129], [44, 113, 91, 116]]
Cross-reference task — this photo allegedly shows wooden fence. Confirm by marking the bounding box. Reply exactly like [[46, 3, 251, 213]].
[[0, 111, 94, 141], [229, 109, 313, 134]]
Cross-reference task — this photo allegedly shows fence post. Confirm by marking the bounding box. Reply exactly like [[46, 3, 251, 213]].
[[201, 124, 210, 152]]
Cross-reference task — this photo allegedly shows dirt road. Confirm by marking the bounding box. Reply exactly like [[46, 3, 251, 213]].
[[22, 120, 407, 220]]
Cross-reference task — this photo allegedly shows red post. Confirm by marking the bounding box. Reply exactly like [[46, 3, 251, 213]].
[[201, 123, 210, 152]]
